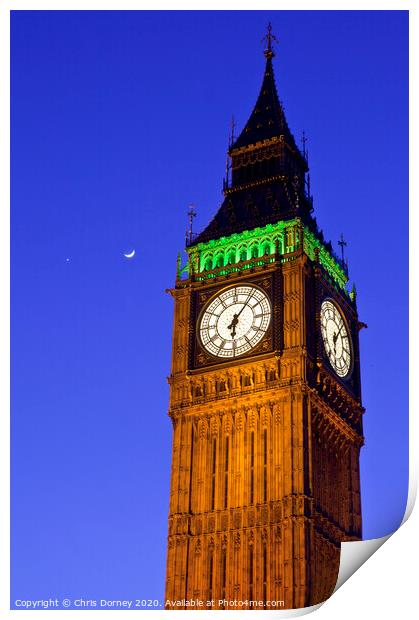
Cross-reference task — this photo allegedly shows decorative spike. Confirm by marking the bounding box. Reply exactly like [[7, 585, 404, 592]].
[[262, 22, 277, 59], [186, 204, 197, 245], [302, 130, 307, 159], [338, 233, 347, 262], [225, 153, 230, 188]]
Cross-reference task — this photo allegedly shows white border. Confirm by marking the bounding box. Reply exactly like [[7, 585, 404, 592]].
[[2, 1, 415, 618]]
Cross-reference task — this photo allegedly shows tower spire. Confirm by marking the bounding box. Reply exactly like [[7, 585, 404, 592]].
[[186, 204, 196, 245], [338, 233, 347, 262], [230, 27, 300, 154], [262, 22, 277, 59], [191, 28, 310, 246]]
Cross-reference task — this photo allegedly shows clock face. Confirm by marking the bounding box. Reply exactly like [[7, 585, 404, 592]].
[[320, 299, 352, 378], [198, 285, 271, 359]]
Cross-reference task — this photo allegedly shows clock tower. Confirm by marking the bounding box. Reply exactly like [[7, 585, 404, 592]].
[[164, 28, 364, 610]]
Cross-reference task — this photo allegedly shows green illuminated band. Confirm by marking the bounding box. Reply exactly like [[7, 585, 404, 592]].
[[177, 219, 348, 292]]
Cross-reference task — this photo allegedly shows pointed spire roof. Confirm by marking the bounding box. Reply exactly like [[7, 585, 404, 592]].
[[231, 27, 298, 153], [189, 26, 312, 247]]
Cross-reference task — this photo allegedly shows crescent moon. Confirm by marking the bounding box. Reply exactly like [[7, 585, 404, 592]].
[[123, 249, 135, 258]]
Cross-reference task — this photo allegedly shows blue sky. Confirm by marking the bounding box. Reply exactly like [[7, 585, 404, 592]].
[[11, 10, 408, 606]]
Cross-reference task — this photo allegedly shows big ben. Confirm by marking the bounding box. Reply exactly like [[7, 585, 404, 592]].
[[164, 26, 364, 610]]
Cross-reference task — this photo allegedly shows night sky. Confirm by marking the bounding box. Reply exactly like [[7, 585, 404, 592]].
[[11, 11, 408, 606]]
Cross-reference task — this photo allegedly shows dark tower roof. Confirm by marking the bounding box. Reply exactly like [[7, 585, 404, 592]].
[[231, 55, 298, 154], [190, 27, 313, 247]]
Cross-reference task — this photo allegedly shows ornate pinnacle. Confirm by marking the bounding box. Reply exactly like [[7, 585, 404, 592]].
[[186, 204, 197, 245], [262, 22, 277, 59], [338, 233, 347, 262]]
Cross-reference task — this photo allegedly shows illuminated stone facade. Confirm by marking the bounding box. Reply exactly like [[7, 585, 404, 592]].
[[165, 31, 364, 610]]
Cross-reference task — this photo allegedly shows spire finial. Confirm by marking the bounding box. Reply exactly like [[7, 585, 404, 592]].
[[262, 22, 277, 59], [338, 233, 347, 262], [186, 204, 197, 245]]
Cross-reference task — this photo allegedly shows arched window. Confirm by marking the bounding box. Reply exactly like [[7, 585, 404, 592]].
[[224, 436, 229, 509], [277, 237, 284, 254], [249, 431, 255, 505], [263, 243, 270, 256], [242, 375, 251, 388], [205, 258, 213, 271], [240, 248, 247, 262], [227, 251, 235, 265], [263, 428, 268, 503], [251, 245, 259, 259], [216, 254, 224, 268], [211, 438, 217, 511]]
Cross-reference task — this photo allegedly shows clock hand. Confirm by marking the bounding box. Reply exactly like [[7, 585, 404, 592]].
[[236, 291, 254, 319], [227, 314, 239, 338], [227, 290, 253, 338], [332, 323, 345, 349], [226, 290, 256, 340]]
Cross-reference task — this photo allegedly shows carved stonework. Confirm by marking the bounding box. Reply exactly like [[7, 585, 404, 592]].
[[196, 518, 202, 535], [248, 408, 256, 430], [221, 514, 228, 531], [195, 538, 202, 555], [235, 411, 244, 432], [165, 48, 364, 609], [260, 405, 270, 426], [273, 403, 281, 425]]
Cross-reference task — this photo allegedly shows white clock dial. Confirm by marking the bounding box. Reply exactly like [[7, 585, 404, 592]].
[[199, 285, 271, 359], [320, 299, 352, 378]]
